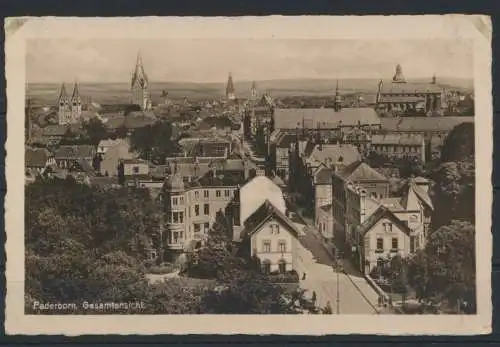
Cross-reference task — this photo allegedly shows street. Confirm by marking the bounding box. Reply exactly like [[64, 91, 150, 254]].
[[297, 225, 381, 314]]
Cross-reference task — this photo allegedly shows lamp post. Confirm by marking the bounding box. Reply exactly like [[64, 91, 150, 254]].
[[335, 252, 343, 315]]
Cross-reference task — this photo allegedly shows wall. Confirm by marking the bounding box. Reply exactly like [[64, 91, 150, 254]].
[[363, 217, 410, 273], [314, 184, 333, 217], [100, 142, 135, 176], [250, 219, 294, 272]]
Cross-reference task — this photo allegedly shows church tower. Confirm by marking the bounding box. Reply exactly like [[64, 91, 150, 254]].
[[392, 64, 406, 83], [70, 81, 82, 123], [131, 52, 152, 110], [250, 81, 257, 101], [226, 72, 236, 100], [431, 73, 437, 84], [334, 81, 342, 112], [58, 83, 72, 125]]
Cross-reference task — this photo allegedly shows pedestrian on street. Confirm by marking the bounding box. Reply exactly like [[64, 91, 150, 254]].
[[312, 291, 317, 305], [302, 272, 306, 280]]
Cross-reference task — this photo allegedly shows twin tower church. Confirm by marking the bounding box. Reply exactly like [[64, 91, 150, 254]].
[[56, 52, 239, 125]]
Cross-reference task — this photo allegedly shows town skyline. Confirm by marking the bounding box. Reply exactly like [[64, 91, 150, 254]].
[[26, 38, 473, 84]]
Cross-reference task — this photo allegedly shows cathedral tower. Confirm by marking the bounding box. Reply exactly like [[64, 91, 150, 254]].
[[226, 72, 236, 100], [131, 52, 152, 110], [58, 83, 72, 125], [392, 64, 406, 83], [70, 81, 82, 122], [250, 81, 257, 101]]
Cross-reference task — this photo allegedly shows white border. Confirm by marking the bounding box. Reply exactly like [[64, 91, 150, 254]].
[[5, 15, 492, 335]]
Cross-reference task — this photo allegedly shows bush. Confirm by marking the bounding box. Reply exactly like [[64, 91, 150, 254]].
[[268, 270, 299, 284], [147, 263, 177, 275]]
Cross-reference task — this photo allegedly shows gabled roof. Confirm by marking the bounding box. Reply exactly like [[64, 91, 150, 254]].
[[335, 160, 388, 182], [356, 206, 412, 237], [54, 145, 96, 159], [240, 175, 286, 224], [241, 199, 301, 239], [410, 183, 434, 211]]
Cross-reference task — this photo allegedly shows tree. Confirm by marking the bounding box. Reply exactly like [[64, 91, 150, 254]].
[[83, 117, 108, 147], [441, 122, 474, 162], [130, 120, 179, 164], [407, 220, 476, 313]]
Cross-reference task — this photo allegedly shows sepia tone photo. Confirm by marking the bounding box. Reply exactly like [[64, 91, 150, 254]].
[[5, 16, 492, 335]]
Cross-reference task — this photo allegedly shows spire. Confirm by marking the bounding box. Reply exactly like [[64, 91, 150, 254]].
[[59, 83, 68, 101], [392, 64, 406, 83], [71, 80, 81, 100], [131, 51, 148, 87], [226, 72, 235, 99], [251, 81, 257, 99], [334, 80, 342, 112]]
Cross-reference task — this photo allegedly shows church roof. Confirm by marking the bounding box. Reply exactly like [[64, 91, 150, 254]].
[[58, 83, 68, 101], [131, 52, 149, 88], [380, 116, 474, 133], [226, 73, 235, 94], [71, 82, 81, 100]]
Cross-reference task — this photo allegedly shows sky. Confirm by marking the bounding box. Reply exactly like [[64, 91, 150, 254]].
[[26, 38, 473, 83]]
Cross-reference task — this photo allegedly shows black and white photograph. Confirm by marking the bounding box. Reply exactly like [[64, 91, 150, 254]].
[[5, 16, 492, 335]]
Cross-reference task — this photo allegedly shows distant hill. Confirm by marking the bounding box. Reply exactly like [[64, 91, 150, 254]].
[[26, 77, 473, 105]]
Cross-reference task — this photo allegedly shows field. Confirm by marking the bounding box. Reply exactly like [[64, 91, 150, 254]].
[[26, 77, 473, 106]]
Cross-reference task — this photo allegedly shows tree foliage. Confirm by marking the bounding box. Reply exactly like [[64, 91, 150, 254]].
[[407, 220, 476, 313], [129, 121, 180, 164]]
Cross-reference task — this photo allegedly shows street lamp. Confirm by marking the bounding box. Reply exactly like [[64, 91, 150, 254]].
[[334, 252, 343, 314]]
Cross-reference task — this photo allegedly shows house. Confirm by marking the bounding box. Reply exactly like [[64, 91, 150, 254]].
[[331, 161, 390, 249], [53, 145, 96, 170], [122, 158, 150, 176], [343, 176, 433, 274], [25, 148, 56, 174], [356, 205, 414, 274], [99, 140, 135, 176], [369, 133, 426, 163], [41, 124, 74, 146], [240, 200, 301, 273]]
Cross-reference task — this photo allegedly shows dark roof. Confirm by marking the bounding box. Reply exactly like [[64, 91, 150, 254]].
[[379, 81, 443, 94], [315, 166, 334, 185], [356, 206, 411, 236], [273, 107, 381, 129], [187, 170, 243, 188], [42, 124, 70, 137], [54, 145, 96, 159], [241, 199, 300, 239], [335, 160, 388, 182], [380, 116, 474, 133], [25, 148, 50, 167]]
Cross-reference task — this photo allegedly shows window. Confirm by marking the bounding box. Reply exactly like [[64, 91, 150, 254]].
[[179, 196, 184, 204], [391, 237, 398, 250], [270, 224, 280, 235], [278, 240, 287, 253], [204, 203, 210, 215], [172, 197, 178, 205], [194, 224, 201, 233], [224, 190, 230, 197], [384, 223, 393, 232], [410, 236, 416, 253], [150, 251, 157, 261], [179, 212, 184, 223], [376, 238, 384, 252], [262, 260, 271, 274], [204, 222, 210, 231], [278, 260, 286, 274], [194, 204, 200, 216], [133, 166, 139, 174], [204, 190, 209, 198], [194, 191, 199, 200], [172, 212, 179, 223], [263, 240, 271, 253]]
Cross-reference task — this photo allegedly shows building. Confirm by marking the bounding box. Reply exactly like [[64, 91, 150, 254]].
[[379, 116, 474, 160], [53, 145, 96, 170], [369, 133, 426, 163], [161, 168, 242, 252], [347, 176, 433, 274], [121, 158, 150, 177], [376, 64, 445, 114], [130, 52, 152, 111], [226, 72, 236, 101], [25, 148, 56, 174], [57, 82, 83, 125], [331, 161, 390, 249], [99, 139, 135, 176]]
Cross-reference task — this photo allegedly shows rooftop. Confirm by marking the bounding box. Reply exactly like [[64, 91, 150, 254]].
[[380, 116, 474, 133], [306, 144, 361, 167], [371, 133, 424, 146], [54, 145, 96, 159], [335, 160, 388, 183], [273, 107, 381, 129]]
